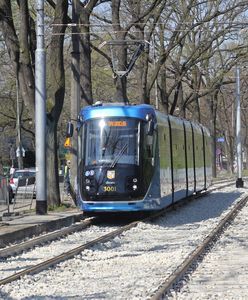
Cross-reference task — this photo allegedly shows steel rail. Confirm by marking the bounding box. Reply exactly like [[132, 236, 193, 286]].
[[150, 193, 248, 300], [0, 191, 209, 285], [0, 217, 97, 259], [0, 181, 234, 286], [0, 190, 211, 259], [0, 217, 145, 286]]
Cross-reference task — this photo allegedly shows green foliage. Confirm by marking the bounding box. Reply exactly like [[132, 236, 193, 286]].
[[241, 169, 248, 177], [48, 203, 73, 212], [46, 98, 54, 113], [91, 50, 115, 102]]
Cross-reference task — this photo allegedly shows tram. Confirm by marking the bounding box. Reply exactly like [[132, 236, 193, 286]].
[[67, 102, 212, 212]]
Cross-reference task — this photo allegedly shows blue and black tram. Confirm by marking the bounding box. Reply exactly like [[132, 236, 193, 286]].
[[70, 102, 212, 213]]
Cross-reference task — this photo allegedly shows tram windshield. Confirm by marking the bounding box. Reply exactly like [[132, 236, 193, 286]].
[[84, 118, 140, 166]]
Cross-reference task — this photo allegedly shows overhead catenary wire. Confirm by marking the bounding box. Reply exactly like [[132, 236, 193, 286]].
[[51, 21, 248, 27], [50, 28, 242, 35]]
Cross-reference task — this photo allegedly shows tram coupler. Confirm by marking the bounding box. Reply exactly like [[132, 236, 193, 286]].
[[236, 178, 244, 188]]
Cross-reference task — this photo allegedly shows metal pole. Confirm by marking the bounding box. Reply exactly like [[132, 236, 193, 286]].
[[235, 66, 244, 188], [70, 0, 80, 198], [16, 79, 23, 169], [35, 0, 47, 213], [153, 35, 159, 109]]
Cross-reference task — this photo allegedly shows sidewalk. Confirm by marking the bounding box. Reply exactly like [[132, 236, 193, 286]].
[[0, 199, 84, 248]]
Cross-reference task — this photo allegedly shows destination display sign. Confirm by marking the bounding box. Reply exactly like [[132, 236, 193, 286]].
[[108, 121, 127, 127]]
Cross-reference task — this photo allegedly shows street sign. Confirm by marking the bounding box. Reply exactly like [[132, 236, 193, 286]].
[[64, 137, 71, 148], [217, 137, 225, 142], [16, 147, 25, 157], [10, 147, 15, 160]]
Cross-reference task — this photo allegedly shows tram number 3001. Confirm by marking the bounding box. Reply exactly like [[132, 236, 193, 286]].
[[103, 186, 116, 192]]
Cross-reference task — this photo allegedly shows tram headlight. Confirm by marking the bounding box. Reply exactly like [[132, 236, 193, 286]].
[[99, 119, 106, 128], [146, 113, 152, 121], [79, 115, 84, 122], [132, 185, 137, 191]]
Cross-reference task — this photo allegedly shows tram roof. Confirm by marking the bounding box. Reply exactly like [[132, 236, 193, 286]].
[[79, 103, 156, 122]]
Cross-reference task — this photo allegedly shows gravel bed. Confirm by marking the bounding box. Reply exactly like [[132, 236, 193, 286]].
[[0, 185, 247, 300], [168, 189, 248, 300], [0, 225, 117, 280]]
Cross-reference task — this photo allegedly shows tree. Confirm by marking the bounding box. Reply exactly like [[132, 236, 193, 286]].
[[0, 0, 68, 206], [92, 0, 164, 103], [46, 0, 68, 206], [69, 0, 99, 201]]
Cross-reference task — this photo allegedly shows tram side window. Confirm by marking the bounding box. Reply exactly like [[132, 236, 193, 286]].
[[78, 125, 85, 163], [146, 135, 153, 158], [142, 125, 156, 189], [144, 126, 156, 166]]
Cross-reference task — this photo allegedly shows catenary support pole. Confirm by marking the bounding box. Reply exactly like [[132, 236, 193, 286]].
[[235, 66, 244, 188], [35, 0, 47, 214], [16, 79, 23, 169], [153, 35, 159, 110]]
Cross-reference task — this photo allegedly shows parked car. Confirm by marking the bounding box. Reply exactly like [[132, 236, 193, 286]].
[[9, 168, 36, 198]]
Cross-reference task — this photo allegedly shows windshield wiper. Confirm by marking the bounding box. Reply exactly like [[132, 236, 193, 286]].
[[110, 143, 128, 168]]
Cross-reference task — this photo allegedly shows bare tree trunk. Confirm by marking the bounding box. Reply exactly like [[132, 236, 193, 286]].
[[18, 0, 35, 118], [111, 0, 128, 102], [209, 92, 219, 178], [46, 0, 68, 206], [47, 120, 60, 204], [68, 0, 98, 203], [0, 0, 35, 119], [0, 1, 68, 205], [225, 134, 235, 174], [170, 80, 183, 116], [79, 0, 98, 106], [159, 65, 169, 114]]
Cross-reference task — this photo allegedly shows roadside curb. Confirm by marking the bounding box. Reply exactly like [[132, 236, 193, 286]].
[[0, 211, 85, 248]]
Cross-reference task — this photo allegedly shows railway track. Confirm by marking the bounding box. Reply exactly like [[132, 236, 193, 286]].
[[0, 217, 97, 259], [0, 224, 129, 285], [0, 179, 233, 256], [151, 190, 248, 299], [0, 214, 151, 286], [0, 189, 211, 286], [0, 181, 245, 299], [170, 195, 248, 299]]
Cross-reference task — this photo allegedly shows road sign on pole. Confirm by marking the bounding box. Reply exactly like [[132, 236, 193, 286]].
[[10, 146, 15, 160], [217, 137, 225, 143], [16, 147, 25, 157]]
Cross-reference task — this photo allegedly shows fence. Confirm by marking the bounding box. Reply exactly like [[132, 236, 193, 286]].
[[12, 176, 36, 212], [0, 175, 9, 210], [0, 175, 69, 218], [0, 175, 34, 217]]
